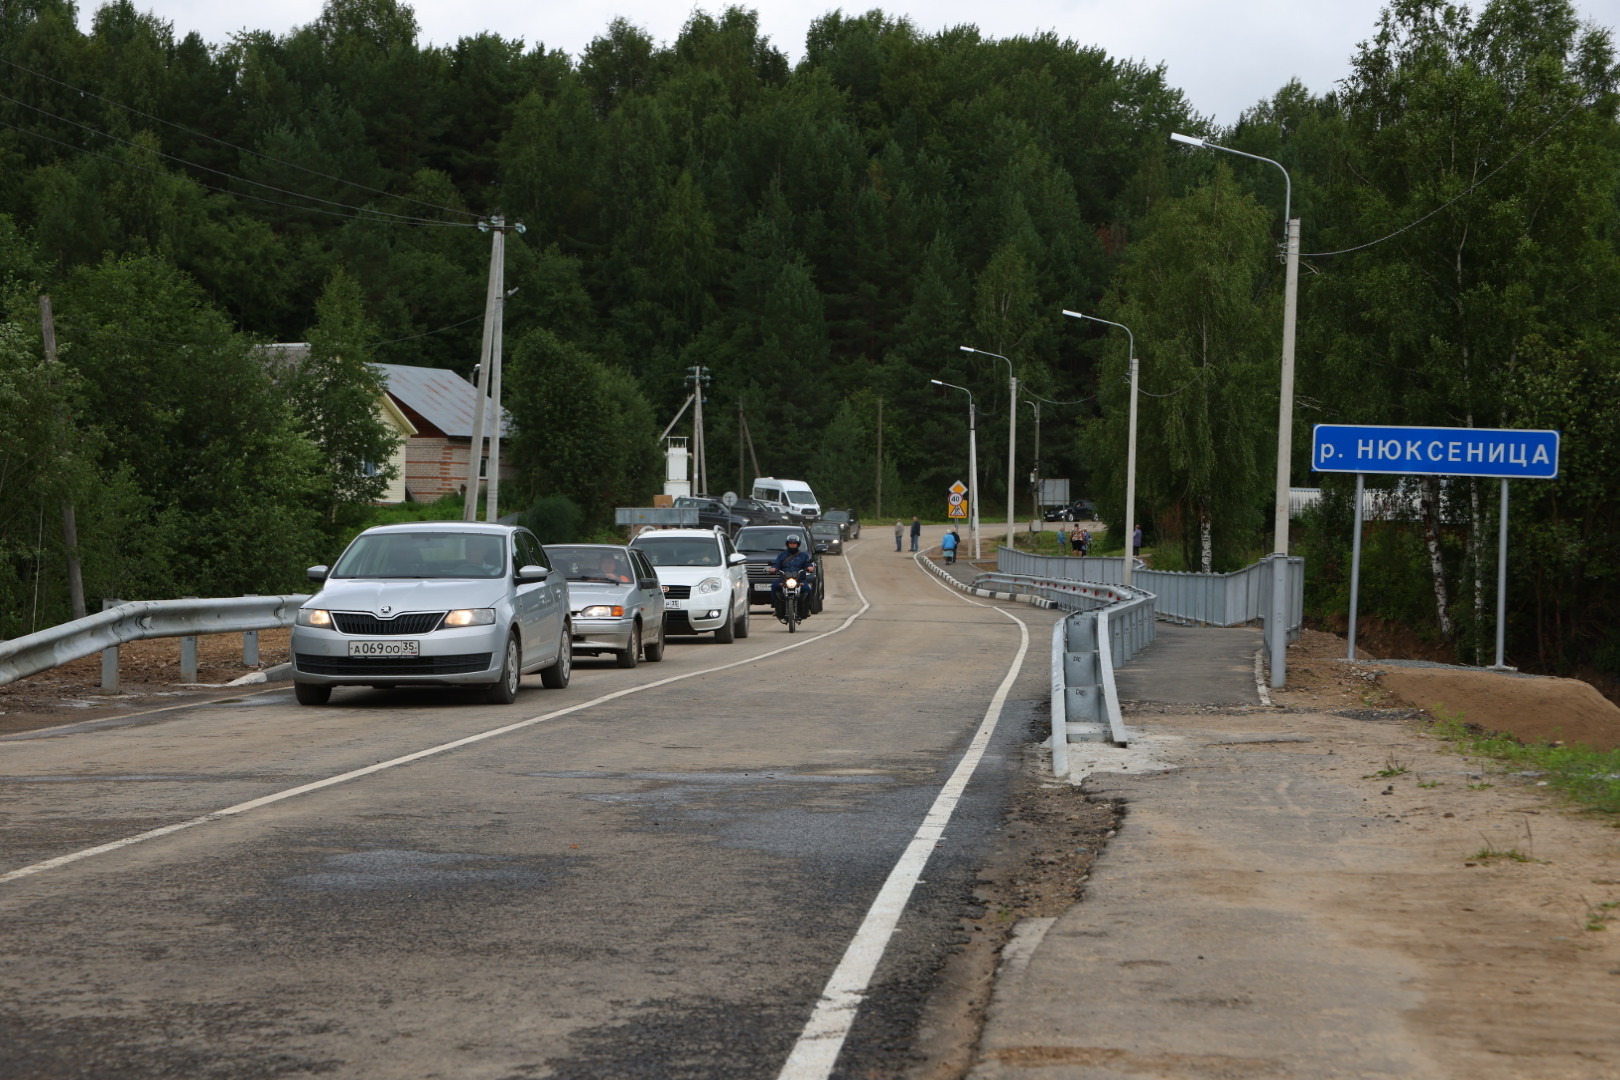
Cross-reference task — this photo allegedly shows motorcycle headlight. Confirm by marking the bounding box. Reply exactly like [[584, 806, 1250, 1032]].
[[579, 605, 624, 618], [296, 608, 332, 627], [697, 577, 723, 594], [443, 608, 496, 627], [785, 577, 798, 589]]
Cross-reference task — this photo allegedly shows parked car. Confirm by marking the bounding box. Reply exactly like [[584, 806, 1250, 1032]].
[[673, 495, 748, 536], [727, 496, 794, 526], [630, 526, 750, 641], [821, 508, 861, 539], [809, 520, 845, 556], [1043, 499, 1096, 522], [290, 522, 570, 705], [733, 524, 824, 612], [549, 543, 666, 667]]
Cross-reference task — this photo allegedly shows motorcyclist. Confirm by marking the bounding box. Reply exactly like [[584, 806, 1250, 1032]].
[[770, 536, 815, 620]]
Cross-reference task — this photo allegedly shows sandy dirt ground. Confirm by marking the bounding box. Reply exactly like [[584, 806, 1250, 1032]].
[[0, 628, 292, 736]]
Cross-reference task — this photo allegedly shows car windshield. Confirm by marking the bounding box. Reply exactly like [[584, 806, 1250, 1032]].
[[735, 528, 804, 553], [784, 487, 814, 503], [823, 511, 849, 522], [810, 523, 839, 536], [633, 536, 722, 566], [332, 531, 506, 579], [551, 546, 632, 583]]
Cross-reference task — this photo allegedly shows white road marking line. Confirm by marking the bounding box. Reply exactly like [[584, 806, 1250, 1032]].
[[0, 561, 872, 887], [776, 592, 1030, 1080]]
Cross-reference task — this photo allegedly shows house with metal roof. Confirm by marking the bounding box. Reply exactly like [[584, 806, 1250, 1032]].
[[373, 363, 516, 503]]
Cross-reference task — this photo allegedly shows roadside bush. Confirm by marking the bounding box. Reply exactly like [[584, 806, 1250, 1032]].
[[520, 495, 584, 545]]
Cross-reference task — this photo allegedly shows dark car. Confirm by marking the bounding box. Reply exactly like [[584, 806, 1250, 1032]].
[[1043, 499, 1096, 522], [822, 508, 861, 539], [675, 496, 748, 536], [733, 524, 825, 612], [728, 496, 794, 526], [809, 520, 844, 556]]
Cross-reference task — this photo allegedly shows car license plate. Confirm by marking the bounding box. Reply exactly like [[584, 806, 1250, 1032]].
[[665, 599, 681, 611], [348, 640, 419, 658]]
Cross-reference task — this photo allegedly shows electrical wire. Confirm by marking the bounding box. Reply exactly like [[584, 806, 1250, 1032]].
[[1301, 99, 1587, 258], [0, 117, 470, 227], [0, 55, 481, 223], [0, 94, 471, 227]]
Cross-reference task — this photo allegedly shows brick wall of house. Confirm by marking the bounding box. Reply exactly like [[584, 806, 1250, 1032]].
[[405, 437, 519, 503]]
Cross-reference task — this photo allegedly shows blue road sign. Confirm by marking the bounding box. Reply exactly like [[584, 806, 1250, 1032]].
[[1313, 424, 1559, 480]]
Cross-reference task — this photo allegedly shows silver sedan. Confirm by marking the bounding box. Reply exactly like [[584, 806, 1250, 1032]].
[[550, 544, 667, 667]]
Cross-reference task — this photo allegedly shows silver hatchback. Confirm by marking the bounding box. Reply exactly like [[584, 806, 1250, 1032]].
[[290, 522, 571, 705]]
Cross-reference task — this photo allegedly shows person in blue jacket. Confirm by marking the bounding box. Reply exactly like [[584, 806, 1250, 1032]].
[[770, 536, 815, 618], [941, 527, 959, 564]]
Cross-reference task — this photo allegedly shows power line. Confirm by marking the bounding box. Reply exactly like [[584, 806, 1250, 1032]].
[[1302, 99, 1587, 258], [0, 55, 480, 223], [0, 117, 469, 227], [0, 93, 469, 227]]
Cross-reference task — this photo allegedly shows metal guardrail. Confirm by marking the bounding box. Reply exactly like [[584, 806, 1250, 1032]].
[[0, 595, 309, 689], [995, 571, 1156, 774], [997, 547, 1302, 640]]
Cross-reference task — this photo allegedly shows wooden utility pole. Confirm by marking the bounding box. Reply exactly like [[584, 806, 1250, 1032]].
[[875, 396, 883, 519], [39, 296, 85, 620]]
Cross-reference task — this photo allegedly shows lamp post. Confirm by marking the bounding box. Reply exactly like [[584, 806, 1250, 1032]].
[[1061, 311, 1137, 586], [931, 379, 981, 560], [1171, 131, 1300, 688], [958, 346, 1017, 552]]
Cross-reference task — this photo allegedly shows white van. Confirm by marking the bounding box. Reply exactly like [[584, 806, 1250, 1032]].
[[751, 477, 821, 521]]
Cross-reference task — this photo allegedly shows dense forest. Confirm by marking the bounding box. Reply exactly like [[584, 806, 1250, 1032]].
[[1, 0, 1616, 684]]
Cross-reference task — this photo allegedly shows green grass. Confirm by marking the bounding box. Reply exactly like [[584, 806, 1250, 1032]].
[[1429, 712, 1620, 815], [1470, 846, 1534, 863]]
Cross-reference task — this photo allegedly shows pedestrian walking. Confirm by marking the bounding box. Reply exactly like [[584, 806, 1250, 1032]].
[[1070, 523, 1084, 556], [910, 515, 921, 552], [894, 520, 904, 552], [1055, 527, 1068, 556], [941, 528, 958, 564], [1133, 524, 1143, 558], [1079, 528, 1092, 557]]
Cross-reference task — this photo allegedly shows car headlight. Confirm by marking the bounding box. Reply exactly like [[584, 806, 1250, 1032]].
[[296, 608, 332, 627], [697, 577, 723, 594], [579, 605, 624, 618], [443, 608, 496, 627]]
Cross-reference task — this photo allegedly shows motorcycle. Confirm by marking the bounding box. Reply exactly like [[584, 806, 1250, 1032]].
[[773, 564, 816, 633]]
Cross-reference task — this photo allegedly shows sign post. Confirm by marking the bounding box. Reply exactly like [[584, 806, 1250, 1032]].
[[1312, 424, 1559, 669]]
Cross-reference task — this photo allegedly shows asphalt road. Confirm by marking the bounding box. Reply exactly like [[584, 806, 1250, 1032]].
[[0, 533, 1061, 1079]]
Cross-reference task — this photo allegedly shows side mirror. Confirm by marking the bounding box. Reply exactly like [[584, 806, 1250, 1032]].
[[307, 565, 330, 583], [517, 564, 550, 583], [727, 552, 748, 565]]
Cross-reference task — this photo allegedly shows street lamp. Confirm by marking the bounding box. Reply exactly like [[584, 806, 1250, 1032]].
[[1061, 310, 1137, 587], [959, 346, 1017, 552], [1171, 131, 1301, 688], [930, 379, 981, 560]]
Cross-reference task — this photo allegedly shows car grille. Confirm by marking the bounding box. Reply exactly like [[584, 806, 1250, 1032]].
[[745, 564, 775, 583], [332, 611, 445, 635], [294, 653, 492, 677], [662, 584, 692, 600]]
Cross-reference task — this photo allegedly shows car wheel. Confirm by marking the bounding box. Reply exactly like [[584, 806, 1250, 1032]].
[[293, 681, 331, 706], [644, 618, 666, 662], [540, 624, 572, 688], [617, 622, 641, 668], [713, 607, 736, 644], [734, 601, 749, 639], [485, 632, 521, 704]]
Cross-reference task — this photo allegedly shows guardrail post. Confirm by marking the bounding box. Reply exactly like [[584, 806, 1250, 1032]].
[[100, 598, 121, 693], [180, 597, 199, 683], [242, 594, 260, 666]]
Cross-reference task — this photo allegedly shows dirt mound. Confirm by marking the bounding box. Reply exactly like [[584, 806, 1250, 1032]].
[[1279, 628, 1620, 752], [1379, 667, 1620, 751]]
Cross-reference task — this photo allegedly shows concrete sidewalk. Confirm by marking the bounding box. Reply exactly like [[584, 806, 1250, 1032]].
[[968, 636, 1620, 1079]]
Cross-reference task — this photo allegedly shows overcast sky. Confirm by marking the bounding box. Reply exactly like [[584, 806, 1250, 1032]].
[[95, 0, 1617, 126]]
